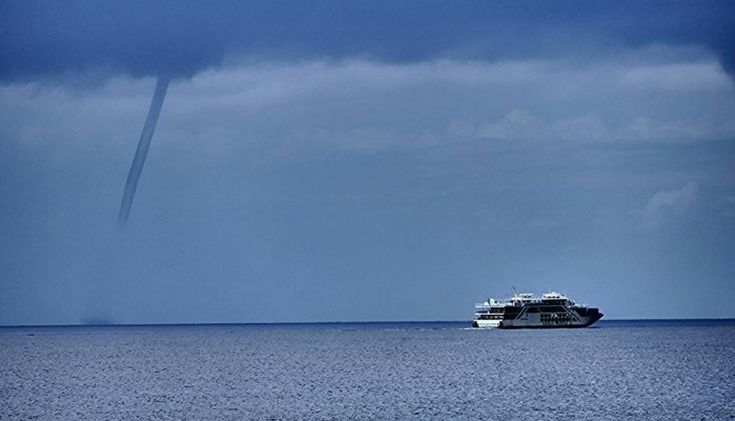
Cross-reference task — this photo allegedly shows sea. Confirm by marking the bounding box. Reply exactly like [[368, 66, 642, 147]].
[[1, 320, 734, 420]]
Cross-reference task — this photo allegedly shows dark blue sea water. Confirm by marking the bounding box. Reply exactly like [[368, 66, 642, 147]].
[[2, 320, 734, 420]]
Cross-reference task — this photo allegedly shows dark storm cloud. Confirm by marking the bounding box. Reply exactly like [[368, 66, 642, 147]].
[[1, 0, 734, 83]]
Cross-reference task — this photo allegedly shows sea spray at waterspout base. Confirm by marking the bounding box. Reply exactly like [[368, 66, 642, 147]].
[[118, 77, 170, 226]]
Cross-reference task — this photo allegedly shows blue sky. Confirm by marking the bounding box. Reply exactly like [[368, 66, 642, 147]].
[[1, 1, 734, 324]]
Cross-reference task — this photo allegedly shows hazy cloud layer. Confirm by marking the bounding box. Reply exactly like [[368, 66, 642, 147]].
[[5, 56, 730, 153]]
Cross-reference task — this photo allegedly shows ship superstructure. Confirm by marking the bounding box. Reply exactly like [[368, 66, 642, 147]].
[[472, 292, 603, 328]]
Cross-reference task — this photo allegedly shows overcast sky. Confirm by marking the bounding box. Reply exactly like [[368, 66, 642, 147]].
[[1, 1, 734, 325]]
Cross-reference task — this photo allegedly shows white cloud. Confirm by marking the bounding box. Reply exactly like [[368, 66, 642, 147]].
[[1, 49, 734, 158], [476, 109, 543, 140], [632, 182, 699, 217], [620, 62, 732, 93], [476, 110, 735, 143]]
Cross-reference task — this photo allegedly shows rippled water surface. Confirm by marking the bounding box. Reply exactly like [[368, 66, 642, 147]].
[[2, 320, 734, 420]]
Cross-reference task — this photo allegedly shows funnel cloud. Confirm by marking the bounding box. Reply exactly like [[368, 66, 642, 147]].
[[118, 76, 169, 225]]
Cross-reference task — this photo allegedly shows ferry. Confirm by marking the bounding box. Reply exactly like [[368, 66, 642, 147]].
[[472, 292, 603, 329]]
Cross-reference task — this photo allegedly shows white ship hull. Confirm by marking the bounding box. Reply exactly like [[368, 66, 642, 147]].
[[473, 314, 600, 329], [473, 319, 503, 328]]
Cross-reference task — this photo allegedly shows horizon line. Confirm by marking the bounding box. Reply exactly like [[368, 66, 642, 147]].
[[2, 318, 735, 329]]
